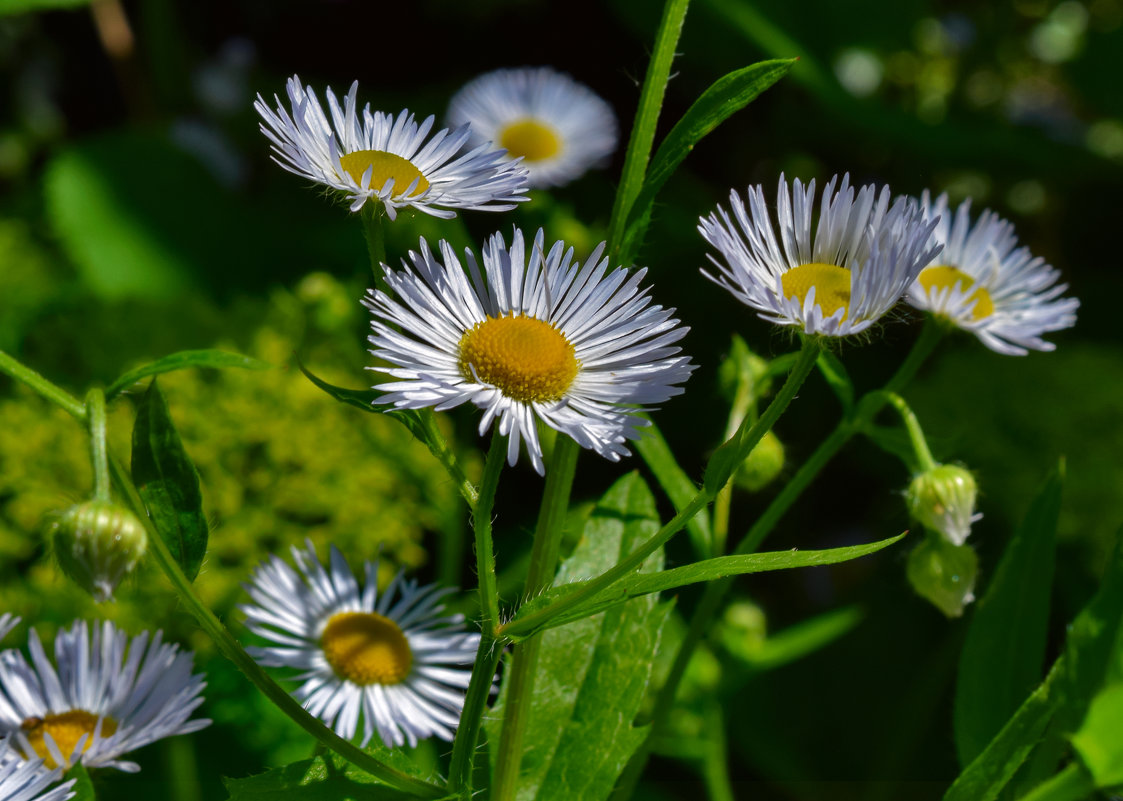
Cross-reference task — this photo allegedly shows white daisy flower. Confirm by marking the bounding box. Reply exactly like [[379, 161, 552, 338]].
[[448, 66, 617, 189], [0, 617, 17, 644], [699, 174, 942, 337], [907, 192, 1079, 355], [0, 621, 210, 773], [0, 739, 74, 801], [363, 228, 695, 475], [256, 75, 529, 219], [241, 541, 479, 749]]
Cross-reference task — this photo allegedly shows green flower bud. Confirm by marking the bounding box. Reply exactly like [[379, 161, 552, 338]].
[[734, 430, 785, 492], [50, 500, 147, 602], [718, 599, 767, 662], [906, 533, 978, 618], [906, 463, 979, 545]]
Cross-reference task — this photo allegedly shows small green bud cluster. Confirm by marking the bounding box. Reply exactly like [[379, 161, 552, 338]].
[[906, 534, 978, 618], [51, 500, 148, 602], [906, 464, 981, 617], [906, 463, 979, 546], [734, 430, 785, 492]]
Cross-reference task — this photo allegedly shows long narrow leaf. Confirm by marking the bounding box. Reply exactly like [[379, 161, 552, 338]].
[[635, 415, 712, 555], [106, 349, 271, 400], [619, 58, 795, 261]]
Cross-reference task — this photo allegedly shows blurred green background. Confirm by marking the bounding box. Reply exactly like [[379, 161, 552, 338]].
[[1, 0, 1121, 798]]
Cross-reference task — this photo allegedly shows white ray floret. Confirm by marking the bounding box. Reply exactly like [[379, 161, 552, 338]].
[[0, 621, 209, 773], [0, 617, 17, 644], [364, 228, 695, 474], [241, 541, 479, 749], [0, 738, 74, 801], [699, 174, 942, 337], [256, 75, 529, 219], [907, 192, 1079, 355], [448, 66, 618, 189]]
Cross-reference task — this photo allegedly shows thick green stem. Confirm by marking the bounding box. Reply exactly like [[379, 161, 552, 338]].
[[85, 389, 111, 502], [1016, 763, 1095, 801], [0, 350, 86, 420], [107, 456, 444, 798], [361, 204, 389, 289], [492, 436, 580, 801], [446, 633, 502, 796], [475, 432, 506, 633], [605, 0, 691, 259]]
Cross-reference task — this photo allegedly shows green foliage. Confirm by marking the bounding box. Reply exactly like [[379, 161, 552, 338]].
[[907, 533, 979, 618], [0, 0, 90, 15], [106, 350, 271, 401], [0, 219, 66, 352], [66, 763, 95, 801], [1070, 683, 1123, 789], [223, 749, 445, 801], [487, 473, 671, 801], [634, 416, 711, 556], [132, 379, 209, 581], [815, 350, 854, 414]]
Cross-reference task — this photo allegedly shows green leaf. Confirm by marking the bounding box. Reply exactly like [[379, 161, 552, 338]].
[[511, 533, 904, 638], [740, 605, 865, 672], [634, 415, 712, 556], [106, 350, 271, 400], [487, 472, 671, 801], [0, 0, 91, 16], [816, 351, 853, 415], [65, 763, 95, 801], [297, 361, 426, 440], [944, 535, 1123, 801], [619, 59, 795, 260], [223, 751, 448, 801], [1071, 683, 1123, 788], [955, 466, 1063, 767], [131, 379, 208, 581]]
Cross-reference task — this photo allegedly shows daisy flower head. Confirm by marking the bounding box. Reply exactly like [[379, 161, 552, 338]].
[[0, 739, 74, 801], [241, 541, 478, 749], [363, 228, 695, 475], [699, 174, 942, 337], [448, 66, 618, 189], [255, 75, 530, 219], [907, 192, 1079, 355], [0, 621, 209, 773]]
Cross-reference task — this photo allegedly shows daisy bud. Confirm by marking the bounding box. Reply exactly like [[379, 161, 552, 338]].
[[906, 463, 980, 546], [735, 430, 785, 492], [51, 500, 147, 602], [907, 533, 978, 618]]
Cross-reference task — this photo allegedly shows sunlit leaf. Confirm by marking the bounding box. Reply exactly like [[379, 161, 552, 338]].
[[106, 350, 271, 400], [131, 379, 208, 581], [222, 750, 447, 801]]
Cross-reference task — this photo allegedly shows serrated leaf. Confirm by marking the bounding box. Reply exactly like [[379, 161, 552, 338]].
[[223, 751, 447, 801], [816, 351, 853, 414], [487, 472, 671, 801], [955, 466, 1063, 767], [634, 415, 711, 556], [131, 379, 208, 581], [619, 59, 796, 260], [511, 533, 903, 637], [944, 535, 1123, 801], [106, 349, 271, 400], [1070, 683, 1123, 788]]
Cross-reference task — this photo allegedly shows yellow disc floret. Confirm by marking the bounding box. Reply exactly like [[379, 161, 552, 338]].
[[458, 313, 579, 404], [918, 266, 995, 321], [781, 263, 853, 320], [22, 710, 118, 769], [499, 119, 561, 162], [339, 150, 430, 197], [320, 611, 413, 686]]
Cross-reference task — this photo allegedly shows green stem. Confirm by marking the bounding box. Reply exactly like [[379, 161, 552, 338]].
[[361, 204, 389, 288], [605, 0, 691, 259], [492, 436, 580, 801], [711, 355, 757, 556], [0, 350, 86, 420], [85, 389, 111, 502], [419, 409, 479, 510], [446, 633, 502, 796], [701, 704, 735, 801], [474, 431, 505, 633], [880, 391, 937, 471], [1016, 763, 1095, 801], [884, 316, 943, 396], [107, 456, 445, 798]]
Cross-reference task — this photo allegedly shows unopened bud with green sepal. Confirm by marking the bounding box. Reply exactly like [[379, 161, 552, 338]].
[[50, 500, 147, 602], [906, 463, 980, 546], [907, 532, 979, 618], [735, 430, 785, 492]]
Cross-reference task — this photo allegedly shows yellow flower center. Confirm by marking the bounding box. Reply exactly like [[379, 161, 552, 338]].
[[917, 266, 995, 321], [320, 611, 413, 686], [22, 711, 118, 769], [781, 263, 853, 321], [339, 150, 429, 197], [499, 119, 561, 162], [458, 314, 579, 404]]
